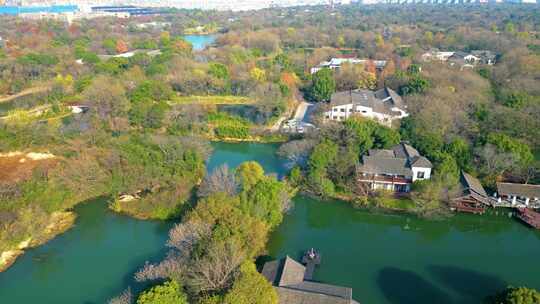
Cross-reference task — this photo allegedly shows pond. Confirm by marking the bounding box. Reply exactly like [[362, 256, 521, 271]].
[[183, 35, 217, 51], [0, 142, 539, 304], [0, 198, 171, 304], [268, 197, 540, 304]]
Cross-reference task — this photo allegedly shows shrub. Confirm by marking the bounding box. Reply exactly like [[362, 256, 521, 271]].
[[136, 281, 188, 304]]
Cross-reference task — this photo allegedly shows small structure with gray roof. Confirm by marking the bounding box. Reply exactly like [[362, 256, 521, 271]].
[[324, 88, 408, 126], [262, 256, 360, 304], [450, 171, 490, 214], [357, 142, 432, 193], [496, 182, 540, 208]]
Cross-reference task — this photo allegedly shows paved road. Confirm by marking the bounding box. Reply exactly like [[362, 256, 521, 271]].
[[294, 101, 314, 123]]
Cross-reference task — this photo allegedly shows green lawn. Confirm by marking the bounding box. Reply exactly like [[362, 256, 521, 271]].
[[374, 196, 416, 210]]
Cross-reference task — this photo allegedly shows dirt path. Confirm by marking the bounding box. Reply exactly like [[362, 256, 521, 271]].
[[0, 86, 49, 104]]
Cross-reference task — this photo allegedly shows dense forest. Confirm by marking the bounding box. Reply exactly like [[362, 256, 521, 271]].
[[0, 3, 539, 303]]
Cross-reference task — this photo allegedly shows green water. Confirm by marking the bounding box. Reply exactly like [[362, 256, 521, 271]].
[[268, 197, 540, 303], [0, 142, 539, 304], [0, 198, 172, 304]]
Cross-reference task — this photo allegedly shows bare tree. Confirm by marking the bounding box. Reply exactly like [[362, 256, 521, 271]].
[[108, 288, 132, 304], [184, 241, 245, 294], [277, 139, 317, 169], [475, 144, 516, 178], [198, 164, 238, 198], [135, 222, 211, 282]]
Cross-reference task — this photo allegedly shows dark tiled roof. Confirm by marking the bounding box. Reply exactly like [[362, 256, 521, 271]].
[[262, 257, 359, 304], [288, 281, 352, 300], [410, 156, 432, 168], [276, 287, 353, 304], [452, 171, 489, 204], [360, 156, 412, 178], [462, 172, 488, 197], [261, 260, 281, 285], [357, 142, 431, 177], [329, 88, 404, 115], [497, 183, 540, 199], [278, 256, 306, 287]]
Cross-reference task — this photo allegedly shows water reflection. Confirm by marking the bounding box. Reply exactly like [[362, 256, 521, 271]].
[[377, 267, 452, 304]]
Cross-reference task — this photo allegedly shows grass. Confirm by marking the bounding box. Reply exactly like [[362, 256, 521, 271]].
[[1, 105, 71, 125], [376, 196, 416, 210], [169, 95, 252, 105]]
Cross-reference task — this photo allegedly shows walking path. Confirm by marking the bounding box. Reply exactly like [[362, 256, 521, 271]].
[[0, 86, 49, 104]]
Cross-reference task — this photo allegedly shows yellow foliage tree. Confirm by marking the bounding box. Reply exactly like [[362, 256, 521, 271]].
[[222, 261, 278, 304], [250, 67, 266, 83], [358, 72, 377, 90]]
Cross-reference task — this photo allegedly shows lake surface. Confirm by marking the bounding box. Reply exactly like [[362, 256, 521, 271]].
[[268, 197, 540, 304], [183, 35, 217, 51], [0, 142, 539, 304], [0, 198, 171, 304]]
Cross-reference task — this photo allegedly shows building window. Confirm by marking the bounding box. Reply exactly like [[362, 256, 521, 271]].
[[417, 171, 425, 179], [340, 108, 345, 112], [325, 115, 330, 119], [349, 109, 353, 112], [362, 111, 367, 113], [333, 108, 338, 112]]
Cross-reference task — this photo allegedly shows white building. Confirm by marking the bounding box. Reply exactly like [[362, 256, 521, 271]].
[[357, 142, 432, 193], [324, 88, 408, 126], [310, 58, 387, 74], [421, 49, 456, 62]]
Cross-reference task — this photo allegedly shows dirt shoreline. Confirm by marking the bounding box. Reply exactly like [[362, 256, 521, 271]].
[[0, 211, 77, 273]]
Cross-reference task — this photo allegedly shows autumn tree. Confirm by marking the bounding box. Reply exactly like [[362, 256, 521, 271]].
[[116, 39, 128, 54]]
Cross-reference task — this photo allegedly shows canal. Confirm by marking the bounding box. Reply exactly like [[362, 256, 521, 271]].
[[0, 142, 538, 303]]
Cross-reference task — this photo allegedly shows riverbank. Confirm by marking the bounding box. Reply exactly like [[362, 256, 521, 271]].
[[208, 134, 287, 143], [0, 211, 76, 272]]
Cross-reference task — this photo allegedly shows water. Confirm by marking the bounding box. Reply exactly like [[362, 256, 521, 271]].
[[0, 142, 539, 304], [183, 35, 217, 51], [207, 142, 287, 177], [267, 197, 540, 304], [0, 198, 171, 304]]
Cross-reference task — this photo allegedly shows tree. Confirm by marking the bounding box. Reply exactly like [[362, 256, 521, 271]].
[[310, 68, 335, 102], [236, 161, 265, 191], [424, 31, 434, 45], [277, 139, 316, 168], [136, 281, 188, 304], [198, 164, 238, 198], [209, 63, 230, 80], [249, 67, 266, 83], [487, 286, 540, 304], [358, 72, 377, 90], [505, 22, 516, 34], [108, 288, 132, 304], [116, 39, 129, 54], [82, 75, 129, 130], [222, 262, 278, 304]]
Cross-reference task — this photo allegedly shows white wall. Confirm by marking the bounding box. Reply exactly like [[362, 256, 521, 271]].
[[324, 104, 399, 126], [412, 167, 431, 182]]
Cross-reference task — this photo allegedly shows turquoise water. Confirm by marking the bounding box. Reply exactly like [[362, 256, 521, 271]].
[[0, 142, 539, 304], [0, 198, 171, 304], [183, 35, 217, 51]]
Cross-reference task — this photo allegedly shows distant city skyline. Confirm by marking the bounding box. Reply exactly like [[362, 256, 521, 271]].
[[2, 0, 351, 11], [1, 0, 536, 11]]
